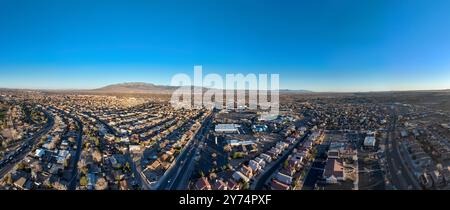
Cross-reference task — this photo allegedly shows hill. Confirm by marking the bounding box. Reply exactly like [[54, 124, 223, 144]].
[[91, 82, 178, 94]]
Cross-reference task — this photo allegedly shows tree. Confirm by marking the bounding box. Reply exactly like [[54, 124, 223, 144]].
[[3, 173, 13, 184], [16, 162, 26, 171], [123, 162, 131, 173], [79, 176, 88, 186], [241, 181, 250, 190], [92, 137, 100, 147]]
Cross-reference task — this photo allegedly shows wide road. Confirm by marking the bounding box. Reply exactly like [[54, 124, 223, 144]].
[[157, 113, 213, 190], [168, 114, 213, 190], [384, 107, 421, 190], [0, 108, 54, 178], [67, 114, 84, 190]]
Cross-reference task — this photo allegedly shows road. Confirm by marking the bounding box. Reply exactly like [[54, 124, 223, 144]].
[[253, 132, 310, 190], [0, 108, 54, 178], [67, 113, 84, 190], [131, 153, 152, 190], [384, 107, 421, 190], [157, 113, 213, 190]]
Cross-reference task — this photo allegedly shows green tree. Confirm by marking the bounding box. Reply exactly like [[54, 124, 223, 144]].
[[16, 162, 26, 171], [3, 173, 13, 184], [123, 162, 131, 173], [79, 176, 88, 186], [241, 181, 250, 190]]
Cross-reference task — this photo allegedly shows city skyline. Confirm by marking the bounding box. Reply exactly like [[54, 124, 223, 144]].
[[1, 0, 450, 91]]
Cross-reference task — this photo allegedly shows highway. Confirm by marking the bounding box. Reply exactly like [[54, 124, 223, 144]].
[[0, 108, 54, 179]]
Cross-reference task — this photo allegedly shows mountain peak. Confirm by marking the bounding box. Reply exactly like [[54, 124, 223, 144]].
[[93, 82, 176, 94]]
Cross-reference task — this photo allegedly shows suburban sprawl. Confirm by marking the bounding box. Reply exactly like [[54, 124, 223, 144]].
[[1, 88, 449, 190]]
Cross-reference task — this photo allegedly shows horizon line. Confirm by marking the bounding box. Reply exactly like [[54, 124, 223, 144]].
[[0, 83, 449, 94]]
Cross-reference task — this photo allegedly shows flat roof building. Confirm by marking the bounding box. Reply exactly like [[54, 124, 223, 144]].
[[215, 124, 240, 133], [364, 136, 376, 147]]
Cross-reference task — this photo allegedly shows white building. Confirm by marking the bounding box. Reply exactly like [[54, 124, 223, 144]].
[[249, 160, 261, 172], [260, 153, 272, 163], [364, 136, 376, 147], [232, 171, 249, 183], [227, 139, 255, 146], [129, 145, 141, 153], [215, 124, 240, 133], [275, 172, 293, 185]]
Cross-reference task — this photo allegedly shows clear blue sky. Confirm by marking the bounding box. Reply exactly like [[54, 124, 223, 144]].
[[0, 0, 449, 91]]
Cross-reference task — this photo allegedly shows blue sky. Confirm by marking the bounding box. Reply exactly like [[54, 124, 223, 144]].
[[0, 0, 449, 91]]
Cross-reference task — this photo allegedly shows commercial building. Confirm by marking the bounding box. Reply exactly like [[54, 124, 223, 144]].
[[215, 124, 240, 133]]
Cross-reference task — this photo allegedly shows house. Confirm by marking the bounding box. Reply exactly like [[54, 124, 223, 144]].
[[280, 167, 295, 177], [104, 134, 115, 142], [232, 171, 250, 183], [240, 165, 253, 178], [226, 179, 240, 190], [327, 150, 340, 159], [276, 142, 288, 150], [249, 160, 261, 173], [303, 140, 313, 149], [363, 136, 376, 148], [260, 154, 272, 163], [270, 179, 290, 190], [160, 154, 169, 162], [213, 179, 228, 190], [292, 152, 306, 163], [129, 145, 141, 153], [110, 154, 125, 168], [430, 170, 446, 187], [147, 160, 161, 170], [275, 172, 293, 185], [323, 158, 344, 183], [120, 136, 130, 143], [56, 150, 71, 164], [87, 173, 97, 190], [119, 179, 129, 190], [194, 177, 212, 190], [35, 149, 45, 158], [285, 137, 296, 144], [60, 140, 69, 149], [254, 157, 266, 168]]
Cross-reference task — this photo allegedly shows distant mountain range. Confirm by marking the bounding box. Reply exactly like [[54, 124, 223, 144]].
[[92, 82, 178, 94], [1, 83, 448, 94], [89, 82, 314, 94]]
